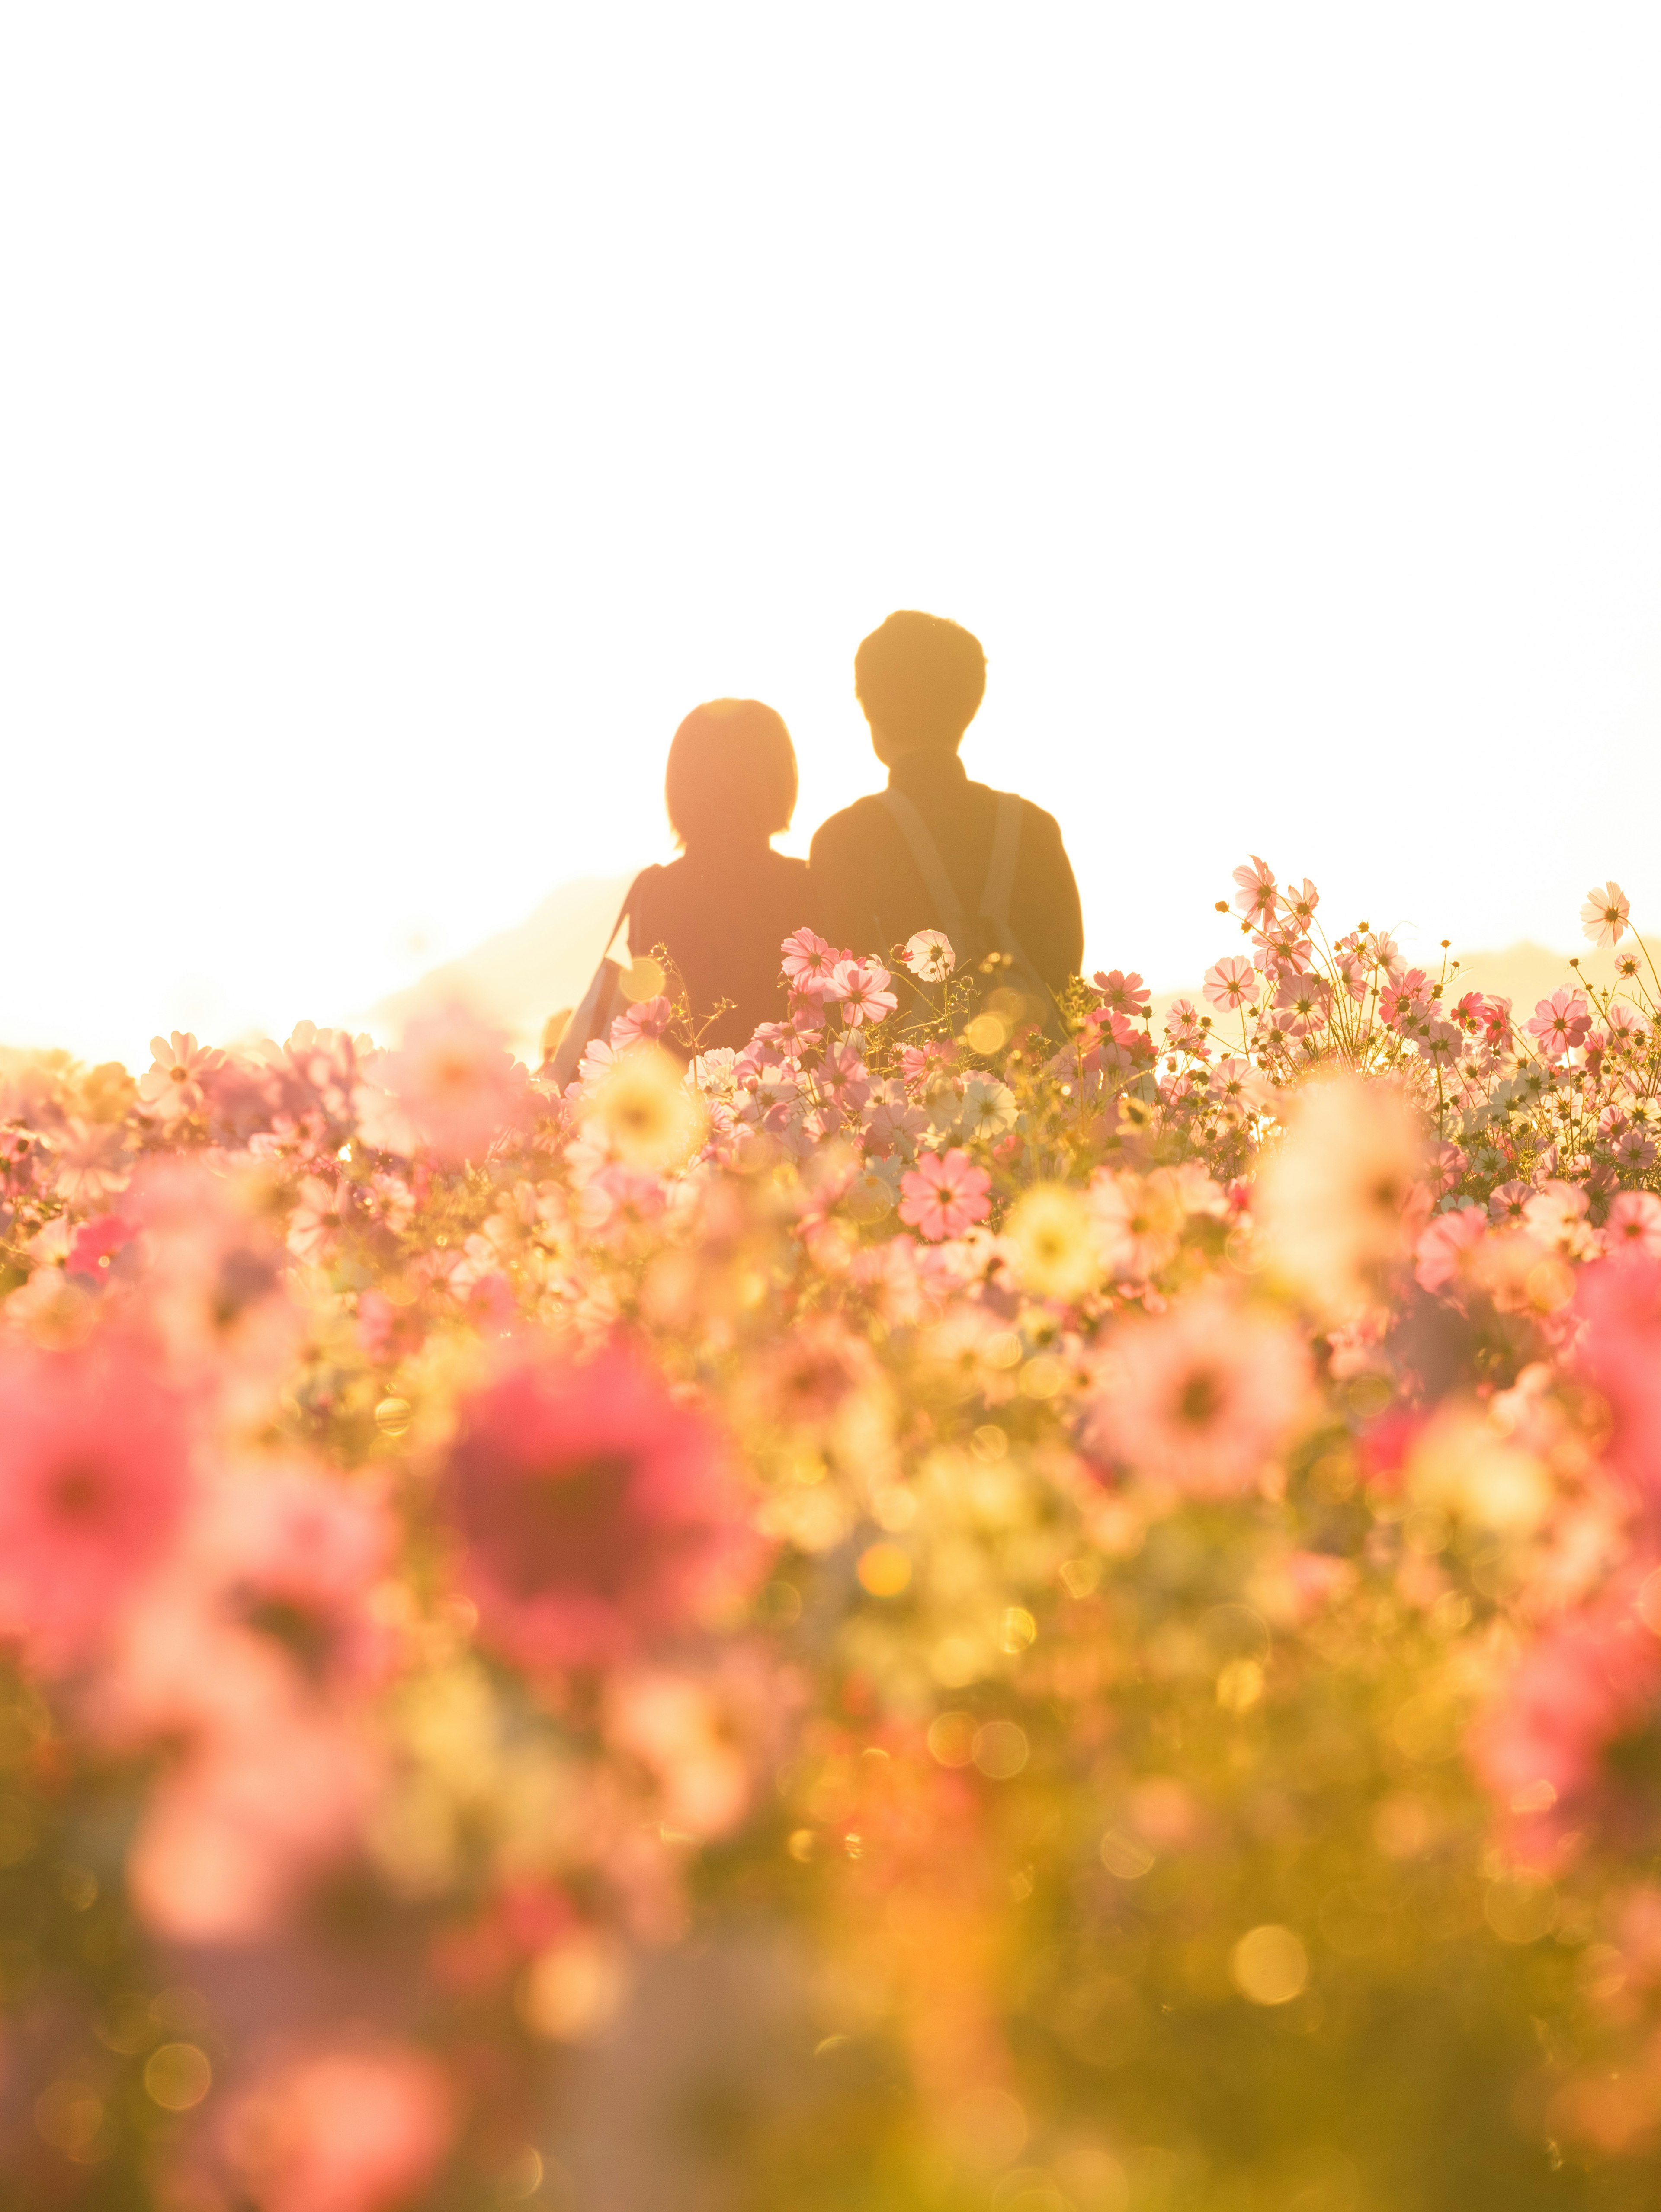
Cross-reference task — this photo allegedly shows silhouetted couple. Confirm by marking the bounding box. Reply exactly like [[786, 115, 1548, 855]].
[[619, 610, 1083, 1050]]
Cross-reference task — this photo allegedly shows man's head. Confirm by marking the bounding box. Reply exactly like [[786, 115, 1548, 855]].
[[854, 611, 986, 765]]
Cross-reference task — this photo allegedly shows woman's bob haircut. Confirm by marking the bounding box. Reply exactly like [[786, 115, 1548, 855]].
[[664, 698, 798, 851]]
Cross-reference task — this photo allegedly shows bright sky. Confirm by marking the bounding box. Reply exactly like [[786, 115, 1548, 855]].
[[4, 7, 1659, 1067]]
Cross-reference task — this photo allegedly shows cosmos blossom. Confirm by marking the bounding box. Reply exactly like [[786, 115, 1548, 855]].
[[898, 1147, 991, 1240], [1203, 956, 1258, 1013], [826, 957, 899, 1027], [1084, 1288, 1313, 1496], [442, 1347, 767, 1669], [0, 1334, 194, 1669], [902, 929, 956, 982], [1581, 881, 1631, 948]]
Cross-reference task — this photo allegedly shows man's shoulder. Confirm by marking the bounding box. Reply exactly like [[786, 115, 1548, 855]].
[[967, 781, 1067, 845], [809, 793, 894, 852]]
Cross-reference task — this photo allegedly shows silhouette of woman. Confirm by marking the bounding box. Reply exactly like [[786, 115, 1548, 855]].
[[627, 699, 811, 1051]]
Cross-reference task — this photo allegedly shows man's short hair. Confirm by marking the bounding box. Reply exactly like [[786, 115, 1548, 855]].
[[854, 610, 987, 750], [664, 698, 798, 850]]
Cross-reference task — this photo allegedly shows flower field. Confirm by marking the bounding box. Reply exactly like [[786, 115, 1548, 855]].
[[6, 864, 1661, 2211]]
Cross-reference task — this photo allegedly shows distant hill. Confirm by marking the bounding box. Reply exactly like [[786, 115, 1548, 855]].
[[367, 876, 632, 1060]]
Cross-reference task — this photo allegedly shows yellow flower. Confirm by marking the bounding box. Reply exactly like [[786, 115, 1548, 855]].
[[1008, 1181, 1099, 1302], [588, 1045, 708, 1171]]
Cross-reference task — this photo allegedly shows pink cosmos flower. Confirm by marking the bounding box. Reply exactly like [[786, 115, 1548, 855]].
[[781, 927, 844, 989], [1378, 970, 1431, 1030], [64, 1212, 136, 1284], [1203, 956, 1258, 1013], [1582, 881, 1632, 948], [1470, 1594, 1661, 1869], [610, 994, 673, 1050], [902, 929, 956, 982], [1231, 855, 1278, 925], [1574, 1257, 1661, 1505], [1489, 1179, 1531, 1225], [1164, 999, 1209, 1054], [1278, 876, 1320, 928], [818, 1038, 872, 1111], [1414, 1204, 1487, 1293], [1088, 1167, 1184, 1280], [1084, 1289, 1312, 1497], [827, 958, 898, 1028], [225, 2041, 459, 2212], [1093, 970, 1151, 1018], [363, 1004, 529, 1163], [1612, 1127, 1657, 1175], [442, 1348, 766, 1670], [1273, 970, 1330, 1036], [1607, 1192, 1661, 1257], [1525, 989, 1593, 1059], [0, 1335, 193, 1670], [898, 1148, 992, 1241], [1251, 924, 1314, 974], [127, 1701, 382, 1942]]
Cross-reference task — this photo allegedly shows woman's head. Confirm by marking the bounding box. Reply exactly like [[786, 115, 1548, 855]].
[[665, 699, 797, 852]]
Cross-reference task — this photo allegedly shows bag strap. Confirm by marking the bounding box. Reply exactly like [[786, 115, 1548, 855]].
[[879, 791, 970, 945], [980, 793, 1022, 928]]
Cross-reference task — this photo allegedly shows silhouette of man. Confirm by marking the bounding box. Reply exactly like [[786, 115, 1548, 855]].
[[808, 611, 1083, 1019]]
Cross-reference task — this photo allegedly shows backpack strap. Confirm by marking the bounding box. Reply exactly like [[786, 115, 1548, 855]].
[[980, 792, 1022, 929], [879, 791, 971, 946]]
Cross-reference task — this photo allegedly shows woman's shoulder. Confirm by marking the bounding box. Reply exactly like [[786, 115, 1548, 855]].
[[764, 848, 810, 878]]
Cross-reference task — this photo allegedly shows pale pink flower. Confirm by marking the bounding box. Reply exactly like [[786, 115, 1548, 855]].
[[364, 1004, 529, 1163], [1582, 881, 1631, 948], [287, 1173, 346, 1263], [1489, 1179, 1531, 1225], [0, 1335, 193, 1670], [1525, 989, 1593, 1059], [781, 926, 844, 989], [818, 1038, 872, 1111], [1084, 1289, 1313, 1496], [1415, 1205, 1487, 1293], [898, 1147, 992, 1241], [605, 1668, 754, 1839], [826, 958, 898, 1028], [1251, 923, 1314, 974], [610, 994, 673, 1050], [137, 1030, 227, 1122], [225, 2041, 458, 2212], [1606, 1191, 1661, 1260], [47, 1116, 131, 1204], [1524, 1178, 1592, 1253], [128, 1703, 381, 1942], [1612, 1127, 1657, 1175], [1278, 876, 1320, 928], [1203, 956, 1258, 1013], [1273, 970, 1330, 1036], [861, 1081, 928, 1156], [902, 929, 956, 982], [1231, 855, 1278, 925], [1088, 1167, 1184, 1280], [1093, 969, 1151, 1018], [442, 1348, 766, 1670]]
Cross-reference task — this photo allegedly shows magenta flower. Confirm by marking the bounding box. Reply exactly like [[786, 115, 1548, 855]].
[[0, 1335, 193, 1670], [898, 1147, 991, 1241], [442, 1348, 766, 1670]]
